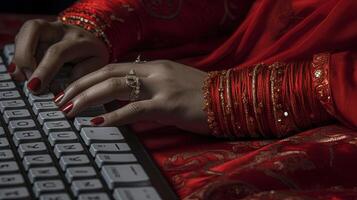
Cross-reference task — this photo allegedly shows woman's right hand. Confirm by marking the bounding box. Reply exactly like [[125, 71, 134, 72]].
[[12, 19, 110, 94]]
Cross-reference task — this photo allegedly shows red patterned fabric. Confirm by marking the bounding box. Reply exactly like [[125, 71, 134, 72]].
[[4, 0, 357, 199]]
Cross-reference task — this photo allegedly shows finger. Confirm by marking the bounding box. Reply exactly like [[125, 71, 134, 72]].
[[27, 39, 98, 94], [69, 57, 106, 82], [9, 64, 26, 82], [14, 20, 62, 71], [90, 100, 157, 126], [60, 77, 151, 117], [55, 63, 149, 107]]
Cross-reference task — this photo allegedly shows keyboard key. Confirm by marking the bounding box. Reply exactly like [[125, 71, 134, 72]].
[[23, 81, 30, 97], [0, 161, 19, 173], [4, 109, 31, 124], [33, 180, 65, 197], [18, 142, 47, 158], [59, 155, 90, 171], [43, 121, 71, 135], [54, 143, 84, 158], [0, 64, 6, 73], [0, 138, 9, 149], [95, 154, 137, 168], [3, 44, 15, 58], [65, 166, 96, 183], [6, 55, 13, 65], [0, 74, 12, 82], [13, 130, 42, 146], [101, 164, 149, 189], [8, 119, 36, 134], [90, 143, 131, 157], [0, 127, 4, 137], [0, 90, 20, 99], [0, 187, 30, 199], [0, 174, 24, 186], [28, 93, 55, 105], [78, 193, 110, 200], [74, 117, 93, 131], [71, 179, 103, 197], [32, 101, 58, 115], [38, 111, 65, 125], [0, 149, 14, 161], [80, 127, 124, 146], [23, 154, 52, 170], [0, 81, 16, 91], [113, 187, 161, 200], [40, 193, 71, 200], [28, 167, 59, 183], [0, 99, 26, 113], [48, 131, 78, 146]]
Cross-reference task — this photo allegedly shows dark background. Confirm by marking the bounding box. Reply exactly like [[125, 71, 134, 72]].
[[0, 0, 77, 14]]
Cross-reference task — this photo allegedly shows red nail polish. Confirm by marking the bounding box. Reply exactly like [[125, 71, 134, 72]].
[[7, 63, 16, 73], [90, 117, 104, 125], [61, 101, 73, 113], [27, 77, 41, 92], [53, 91, 65, 104]]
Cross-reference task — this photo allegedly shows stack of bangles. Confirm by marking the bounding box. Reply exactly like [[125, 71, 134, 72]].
[[203, 54, 334, 139]]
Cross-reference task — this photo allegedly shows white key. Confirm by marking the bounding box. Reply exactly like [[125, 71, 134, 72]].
[[114, 187, 162, 200], [0, 82, 16, 91], [3, 44, 15, 58], [0, 74, 12, 82], [95, 154, 137, 168], [0, 187, 30, 199], [28, 93, 55, 105], [4, 109, 31, 124], [0, 64, 7, 73], [38, 111, 65, 125], [23, 81, 30, 97], [80, 127, 124, 146], [0, 99, 26, 113], [101, 164, 149, 189], [48, 131, 77, 146], [0, 90, 20, 100], [33, 101, 58, 115], [8, 119, 36, 134], [89, 143, 131, 157], [73, 117, 93, 131], [43, 121, 71, 135]]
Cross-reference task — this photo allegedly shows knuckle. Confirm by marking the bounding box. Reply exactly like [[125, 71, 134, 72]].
[[128, 102, 146, 115], [102, 64, 116, 75], [46, 44, 64, 57], [106, 78, 123, 90], [67, 81, 81, 94], [77, 91, 88, 102]]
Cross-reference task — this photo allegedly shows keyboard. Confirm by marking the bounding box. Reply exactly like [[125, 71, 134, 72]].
[[0, 44, 178, 200]]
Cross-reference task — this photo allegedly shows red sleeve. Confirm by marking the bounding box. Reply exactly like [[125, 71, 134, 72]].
[[59, 0, 253, 61], [203, 53, 339, 139]]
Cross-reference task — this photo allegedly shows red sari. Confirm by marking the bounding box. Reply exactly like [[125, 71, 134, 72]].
[[59, 0, 357, 199]]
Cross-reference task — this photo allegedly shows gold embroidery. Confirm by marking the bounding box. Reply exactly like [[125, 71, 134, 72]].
[[311, 53, 335, 116]]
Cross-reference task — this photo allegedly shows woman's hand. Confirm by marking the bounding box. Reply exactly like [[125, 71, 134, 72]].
[[12, 19, 109, 93], [55, 60, 210, 134]]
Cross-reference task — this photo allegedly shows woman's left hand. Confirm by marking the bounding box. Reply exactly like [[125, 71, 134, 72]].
[[55, 60, 210, 134]]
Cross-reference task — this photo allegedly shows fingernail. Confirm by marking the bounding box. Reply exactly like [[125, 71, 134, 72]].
[[27, 77, 41, 92], [7, 63, 16, 73], [90, 117, 104, 125], [53, 91, 65, 104], [60, 101, 73, 113]]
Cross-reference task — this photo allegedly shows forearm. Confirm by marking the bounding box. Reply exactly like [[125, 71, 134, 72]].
[[203, 53, 335, 139], [58, 0, 253, 61]]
